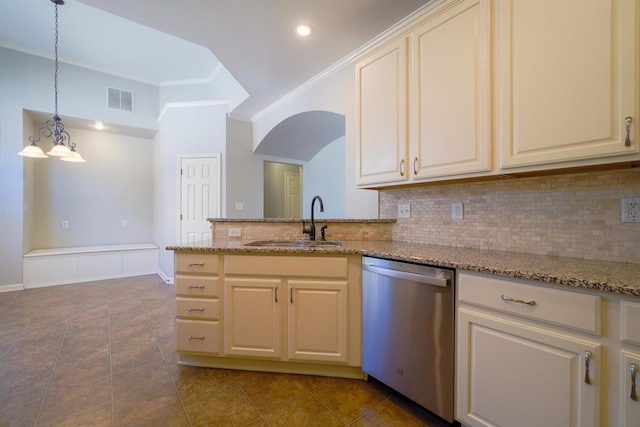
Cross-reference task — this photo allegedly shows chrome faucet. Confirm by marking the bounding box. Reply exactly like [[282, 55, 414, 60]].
[[302, 195, 324, 241]]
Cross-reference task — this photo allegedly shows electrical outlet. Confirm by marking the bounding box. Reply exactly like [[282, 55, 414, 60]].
[[228, 228, 241, 237], [398, 204, 410, 219], [234, 202, 244, 211], [621, 198, 640, 223], [61, 220, 69, 229], [121, 220, 128, 227], [452, 202, 463, 221]]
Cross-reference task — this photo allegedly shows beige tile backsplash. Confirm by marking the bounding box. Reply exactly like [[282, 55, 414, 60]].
[[380, 168, 640, 264]]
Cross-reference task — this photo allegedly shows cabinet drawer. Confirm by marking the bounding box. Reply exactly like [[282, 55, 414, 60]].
[[175, 275, 220, 297], [175, 253, 220, 274], [621, 301, 640, 345], [176, 297, 220, 320], [458, 272, 601, 335], [225, 255, 348, 278], [176, 319, 220, 354]]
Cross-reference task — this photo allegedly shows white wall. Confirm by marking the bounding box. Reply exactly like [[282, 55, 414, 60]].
[[303, 137, 346, 218], [30, 127, 154, 249], [251, 65, 378, 219], [225, 118, 264, 218], [0, 47, 159, 288], [154, 102, 228, 279]]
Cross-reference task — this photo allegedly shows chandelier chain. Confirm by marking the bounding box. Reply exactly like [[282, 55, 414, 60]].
[[54, 3, 59, 116]]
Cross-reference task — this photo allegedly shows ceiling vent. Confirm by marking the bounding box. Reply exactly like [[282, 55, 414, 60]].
[[107, 87, 134, 112]]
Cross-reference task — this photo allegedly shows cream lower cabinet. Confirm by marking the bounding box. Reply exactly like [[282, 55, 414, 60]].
[[224, 277, 348, 363], [174, 252, 362, 377], [620, 301, 640, 426], [456, 272, 602, 427], [174, 253, 223, 355]]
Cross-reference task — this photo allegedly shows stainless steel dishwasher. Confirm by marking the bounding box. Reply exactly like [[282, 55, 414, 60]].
[[361, 256, 455, 423]]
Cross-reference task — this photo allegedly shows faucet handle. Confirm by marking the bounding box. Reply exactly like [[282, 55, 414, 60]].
[[320, 225, 328, 241]]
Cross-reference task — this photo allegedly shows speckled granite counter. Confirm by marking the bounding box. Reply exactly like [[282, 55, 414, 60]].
[[167, 240, 640, 298]]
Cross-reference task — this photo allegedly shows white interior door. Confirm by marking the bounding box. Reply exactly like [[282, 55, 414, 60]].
[[180, 155, 220, 244], [284, 170, 301, 218]]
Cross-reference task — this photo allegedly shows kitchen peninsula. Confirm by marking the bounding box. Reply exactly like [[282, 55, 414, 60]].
[[168, 218, 640, 427]]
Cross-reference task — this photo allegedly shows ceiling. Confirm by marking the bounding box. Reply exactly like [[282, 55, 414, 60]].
[[0, 0, 432, 119]]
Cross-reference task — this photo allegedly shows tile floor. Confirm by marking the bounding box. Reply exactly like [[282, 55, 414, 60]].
[[0, 274, 452, 426]]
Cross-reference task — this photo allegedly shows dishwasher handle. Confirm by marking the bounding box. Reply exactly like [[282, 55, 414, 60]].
[[362, 263, 450, 287]]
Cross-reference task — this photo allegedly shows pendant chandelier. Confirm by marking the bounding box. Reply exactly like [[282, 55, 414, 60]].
[[18, 0, 85, 163]]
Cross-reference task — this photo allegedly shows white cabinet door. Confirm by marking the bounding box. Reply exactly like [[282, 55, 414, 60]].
[[287, 280, 349, 363], [498, 0, 638, 168], [620, 351, 640, 427], [457, 307, 601, 427], [411, 0, 491, 180], [224, 278, 282, 358], [355, 37, 409, 186]]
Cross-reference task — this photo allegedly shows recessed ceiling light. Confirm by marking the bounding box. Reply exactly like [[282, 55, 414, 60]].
[[296, 24, 312, 37], [94, 121, 104, 130]]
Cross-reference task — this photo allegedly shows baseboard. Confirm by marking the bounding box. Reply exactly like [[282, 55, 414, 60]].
[[0, 283, 24, 293], [157, 269, 174, 284]]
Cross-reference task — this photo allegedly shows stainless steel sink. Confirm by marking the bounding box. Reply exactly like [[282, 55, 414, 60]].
[[244, 240, 342, 248]]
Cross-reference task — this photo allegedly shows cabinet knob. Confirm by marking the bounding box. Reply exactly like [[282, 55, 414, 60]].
[[400, 159, 405, 177], [187, 285, 205, 289], [413, 157, 418, 175], [631, 363, 638, 401], [187, 335, 205, 340], [625, 116, 632, 147], [187, 307, 205, 312], [187, 262, 205, 267]]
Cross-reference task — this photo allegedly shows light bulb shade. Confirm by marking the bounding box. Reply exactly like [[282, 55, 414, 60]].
[[18, 144, 48, 158], [60, 149, 85, 162], [47, 142, 71, 157]]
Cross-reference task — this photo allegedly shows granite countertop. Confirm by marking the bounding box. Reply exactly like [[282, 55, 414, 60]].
[[167, 239, 640, 298]]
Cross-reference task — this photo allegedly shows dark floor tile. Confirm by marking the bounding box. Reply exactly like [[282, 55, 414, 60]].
[[240, 373, 309, 413], [352, 399, 431, 427], [185, 386, 261, 427], [263, 394, 344, 427], [39, 373, 111, 422], [39, 400, 113, 427], [313, 378, 386, 423], [170, 365, 235, 406]]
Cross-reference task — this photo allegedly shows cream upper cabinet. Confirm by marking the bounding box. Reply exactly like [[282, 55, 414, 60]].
[[355, 37, 409, 186], [410, 0, 491, 180], [356, 0, 491, 187], [497, 0, 639, 169]]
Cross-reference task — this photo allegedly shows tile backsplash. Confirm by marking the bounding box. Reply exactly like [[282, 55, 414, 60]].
[[380, 168, 640, 264]]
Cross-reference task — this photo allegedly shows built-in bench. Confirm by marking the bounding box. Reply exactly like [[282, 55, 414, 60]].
[[23, 243, 158, 289]]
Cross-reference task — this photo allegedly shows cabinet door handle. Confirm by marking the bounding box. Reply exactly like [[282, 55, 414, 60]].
[[187, 262, 205, 267], [187, 335, 205, 340], [631, 363, 638, 400], [584, 350, 593, 385], [187, 307, 205, 312], [289, 284, 294, 303], [625, 116, 632, 147], [413, 157, 418, 175], [501, 294, 536, 305], [400, 159, 405, 177], [187, 285, 205, 289], [274, 284, 278, 303]]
